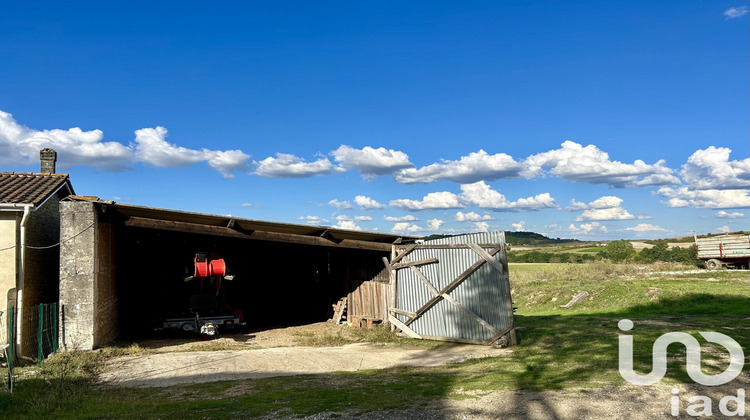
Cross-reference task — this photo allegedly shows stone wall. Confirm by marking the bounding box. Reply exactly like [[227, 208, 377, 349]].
[[24, 197, 61, 308], [93, 212, 118, 347], [59, 201, 118, 350], [60, 201, 117, 350], [59, 201, 96, 350], [19, 198, 63, 357]]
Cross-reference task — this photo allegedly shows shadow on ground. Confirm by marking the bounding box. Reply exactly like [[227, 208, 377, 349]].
[[1, 295, 748, 419]]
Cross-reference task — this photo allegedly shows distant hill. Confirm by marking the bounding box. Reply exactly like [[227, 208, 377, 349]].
[[646, 231, 750, 244], [505, 231, 578, 246], [420, 231, 577, 246]]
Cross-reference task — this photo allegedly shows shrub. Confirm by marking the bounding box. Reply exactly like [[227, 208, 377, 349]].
[[599, 240, 636, 262]]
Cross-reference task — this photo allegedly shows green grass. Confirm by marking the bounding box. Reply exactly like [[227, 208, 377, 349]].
[[292, 322, 457, 349], [293, 330, 354, 346], [577, 246, 605, 253], [509, 262, 749, 315], [2, 263, 748, 419]]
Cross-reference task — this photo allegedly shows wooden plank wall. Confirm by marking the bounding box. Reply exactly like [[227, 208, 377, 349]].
[[348, 280, 389, 320], [348, 262, 390, 320]]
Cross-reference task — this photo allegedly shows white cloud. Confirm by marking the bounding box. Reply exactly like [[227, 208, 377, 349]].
[[299, 215, 328, 225], [239, 203, 255, 207], [331, 145, 413, 179], [624, 223, 667, 232], [568, 196, 639, 221], [455, 211, 493, 222], [0, 110, 133, 171], [545, 224, 562, 234], [629, 174, 683, 187], [133, 127, 208, 167], [426, 219, 444, 231], [566, 200, 589, 211], [523, 141, 679, 187], [717, 225, 731, 234], [134, 127, 250, 178], [327, 199, 353, 210], [253, 153, 338, 177], [335, 215, 373, 222], [206, 150, 253, 178], [577, 207, 635, 221], [390, 191, 464, 211], [385, 215, 419, 222], [0, 111, 251, 177], [354, 195, 386, 210], [460, 181, 557, 211], [656, 186, 750, 209], [511, 221, 526, 231], [716, 211, 745, 219], [680, 146, 750, 190], [724, 6, 749, 19], [394, 150, 523, 184], [335, 220, 363, 231], [392, 222, 422, 233], [569, 222, 608, 235], [568, 196, 624, 211], [474, 221, 490, 232]]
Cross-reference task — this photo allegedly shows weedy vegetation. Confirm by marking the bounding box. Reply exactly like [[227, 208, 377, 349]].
[[1, 262, 747, 419]]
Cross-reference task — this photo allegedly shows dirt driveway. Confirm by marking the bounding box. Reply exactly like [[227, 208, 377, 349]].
[[100, 342, 508, 388], [101, 323, 509, 387], [98, 322, 749, 419]]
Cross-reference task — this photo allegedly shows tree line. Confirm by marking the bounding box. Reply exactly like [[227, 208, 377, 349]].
[[508, 240, 699, 265]]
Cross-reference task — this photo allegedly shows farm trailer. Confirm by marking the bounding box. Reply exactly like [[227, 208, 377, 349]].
[[694, 234, 750, 269]]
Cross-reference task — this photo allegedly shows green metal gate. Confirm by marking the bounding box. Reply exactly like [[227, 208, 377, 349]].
[[3, 305, 15, 392], [33, 303, 59, 364]]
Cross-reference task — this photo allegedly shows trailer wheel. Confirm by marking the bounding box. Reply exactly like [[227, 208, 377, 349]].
[[705, 259, 721, 270]]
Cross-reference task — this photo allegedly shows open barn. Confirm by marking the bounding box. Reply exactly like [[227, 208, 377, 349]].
[[58, 197, 409, 349]]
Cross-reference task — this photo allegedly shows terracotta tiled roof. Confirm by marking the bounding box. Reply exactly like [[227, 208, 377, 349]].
[[0, 172, 74, 205]]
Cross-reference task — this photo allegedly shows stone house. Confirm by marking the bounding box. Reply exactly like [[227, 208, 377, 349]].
[[0, 149, 74, 356]]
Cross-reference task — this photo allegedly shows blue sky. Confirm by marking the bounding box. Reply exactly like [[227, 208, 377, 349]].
[[1, 1, 748, 240]]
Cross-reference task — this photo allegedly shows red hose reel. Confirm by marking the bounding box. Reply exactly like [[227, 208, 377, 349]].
[[193, 252, 227, 278]]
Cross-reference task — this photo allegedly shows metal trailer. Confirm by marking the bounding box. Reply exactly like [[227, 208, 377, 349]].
[[156, 252, 246, 337], [694, 234, 750, 270]]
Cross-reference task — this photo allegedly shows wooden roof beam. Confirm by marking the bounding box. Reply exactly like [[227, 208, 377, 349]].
[[124, 217, 391, 251]]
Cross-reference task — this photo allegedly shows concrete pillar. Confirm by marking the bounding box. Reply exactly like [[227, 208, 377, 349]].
[[59, 201, 97, 350]]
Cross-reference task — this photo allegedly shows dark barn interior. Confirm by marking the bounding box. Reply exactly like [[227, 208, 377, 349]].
[[107, 210, 394, 339]]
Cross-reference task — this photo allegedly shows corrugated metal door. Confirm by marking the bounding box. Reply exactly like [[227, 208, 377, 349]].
[[386, 232, 516, 346]]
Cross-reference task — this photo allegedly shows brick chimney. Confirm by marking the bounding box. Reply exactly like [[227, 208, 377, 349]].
[[40, 148, 57, 173]]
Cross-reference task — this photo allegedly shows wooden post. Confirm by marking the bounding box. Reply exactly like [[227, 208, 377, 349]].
[[387, 246, 397, 332]]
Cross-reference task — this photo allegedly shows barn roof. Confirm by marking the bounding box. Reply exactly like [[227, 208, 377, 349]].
[[64, 196, 417, 251], [0, 172, 74, 206]]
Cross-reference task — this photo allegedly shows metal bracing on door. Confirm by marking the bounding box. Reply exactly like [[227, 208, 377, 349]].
[[385, 232, 516, 346]]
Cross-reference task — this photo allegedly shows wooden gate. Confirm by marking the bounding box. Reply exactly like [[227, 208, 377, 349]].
[[384, 233, 516, 346]]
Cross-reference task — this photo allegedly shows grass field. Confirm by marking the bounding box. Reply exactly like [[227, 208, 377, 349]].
[[1, 263, 748, 419], [576, 246, 606, 253]]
